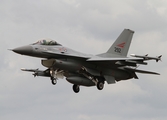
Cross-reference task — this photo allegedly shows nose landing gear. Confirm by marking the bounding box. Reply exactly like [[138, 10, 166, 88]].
[[51, 77, 57, 85]]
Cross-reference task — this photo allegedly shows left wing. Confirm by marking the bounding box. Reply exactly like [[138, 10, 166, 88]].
[[42, 50, 90, 60]]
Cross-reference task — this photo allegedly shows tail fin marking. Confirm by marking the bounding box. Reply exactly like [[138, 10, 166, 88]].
[[107, 29, 134, 57]]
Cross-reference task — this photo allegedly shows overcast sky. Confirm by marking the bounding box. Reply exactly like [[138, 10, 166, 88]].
[[0, 0, 167, 120]]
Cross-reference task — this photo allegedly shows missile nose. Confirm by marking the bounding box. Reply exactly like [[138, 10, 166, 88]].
[[12, 45, 33, 55]]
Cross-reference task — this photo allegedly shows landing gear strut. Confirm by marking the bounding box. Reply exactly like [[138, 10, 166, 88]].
[[79, 67, 105, 91], [73, 84, 80, 93]]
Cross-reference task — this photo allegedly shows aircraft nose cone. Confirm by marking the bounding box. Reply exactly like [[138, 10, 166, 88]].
[[12, 45, 33, 55]]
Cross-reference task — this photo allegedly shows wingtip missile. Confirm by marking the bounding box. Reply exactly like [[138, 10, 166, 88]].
[[130, 54, 162, 62], [21, 68, 26, 71], [21, 68, 39, 72], [130, 54, 135, 57], [130, 54, 148, 58]]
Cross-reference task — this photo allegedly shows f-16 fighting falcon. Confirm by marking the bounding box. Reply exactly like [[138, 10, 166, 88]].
[[11, 29, 162, 93]]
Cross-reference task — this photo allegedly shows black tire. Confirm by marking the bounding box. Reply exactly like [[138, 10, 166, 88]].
[[51, 79, 57, 85], [73, 84, 80, 93], [97, 81, 104, 90]]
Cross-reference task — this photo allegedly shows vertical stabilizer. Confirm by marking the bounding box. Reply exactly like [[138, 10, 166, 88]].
[[107, 29, 134, 57]]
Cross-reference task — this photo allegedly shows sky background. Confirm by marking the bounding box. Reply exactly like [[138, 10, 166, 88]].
[[0, 0, 167, 120]]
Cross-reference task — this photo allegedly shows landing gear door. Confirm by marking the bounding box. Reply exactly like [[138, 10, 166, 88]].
[[104, 75, 116, 84]]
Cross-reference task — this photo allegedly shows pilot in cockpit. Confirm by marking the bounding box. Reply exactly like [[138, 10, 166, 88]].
[[33, 39, 61, 46]]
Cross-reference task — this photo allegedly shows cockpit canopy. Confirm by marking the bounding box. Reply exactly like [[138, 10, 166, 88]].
[[33, 39, 61, 46]]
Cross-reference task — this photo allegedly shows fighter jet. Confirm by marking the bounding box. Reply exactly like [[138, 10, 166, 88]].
[[11, 29, 161, 93]]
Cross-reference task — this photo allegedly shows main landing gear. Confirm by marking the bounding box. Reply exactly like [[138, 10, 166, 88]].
[[72, 81, 104, 93], [73, 84, 80, 93], [97, 81, 104, 90]]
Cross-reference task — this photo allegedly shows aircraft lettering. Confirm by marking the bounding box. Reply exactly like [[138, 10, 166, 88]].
[[114, 47, 121, 53], [59, 47, 67, 53]]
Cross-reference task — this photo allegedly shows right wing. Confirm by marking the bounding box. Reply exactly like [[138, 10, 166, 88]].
[[87, 56, 160, 75], [87, 57, 146, 67]]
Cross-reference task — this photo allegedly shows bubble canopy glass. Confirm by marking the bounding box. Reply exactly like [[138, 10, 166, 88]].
[[32, 39, 61, 46]]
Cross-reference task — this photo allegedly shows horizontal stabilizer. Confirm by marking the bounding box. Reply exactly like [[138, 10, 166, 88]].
[[104, 75, 116, 84], [124, 67, 160, 75]]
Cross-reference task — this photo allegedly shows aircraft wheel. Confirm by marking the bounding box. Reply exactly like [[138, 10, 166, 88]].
[[51, 77, 57, 85], [73, 84, 80, 93], [97, 81, 104, 90]]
